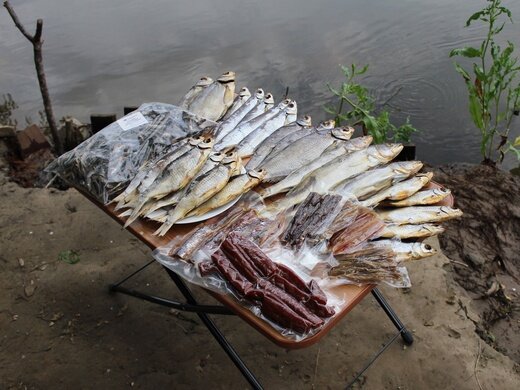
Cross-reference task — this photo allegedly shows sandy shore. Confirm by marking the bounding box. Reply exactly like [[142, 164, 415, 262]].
[[1, 178, 518, 389]]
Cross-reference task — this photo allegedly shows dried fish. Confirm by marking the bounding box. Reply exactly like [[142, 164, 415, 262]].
[[377, 206, 463, 225], [365, 240, 437, 262], [268, 144, 402, 212], [360, 172, 433, 208], [246, 115, 313, 169], [188, 169, 266, 217], [261, 136, 373, 198], [379, 223, 445, 239], [154, 151, 241, 235], [187, 71, 235, 121], [142, 150, 229, 217], [237, 101, 298, 158], [329, 207, 385, 254], [282, 192, 343, 248], [240, 92, 275, 123], [257, 120, 336, 170], [221, 87, 251, 120], [215, 95, 284, 150], [385, 187, 451, 207], [179, 76, 213, 109], [334, 161, 424, 201], [259, 127, 355, 183], [215, 88, 265, 141], [123, 136, 214, 227], [330, 246, 401, 284]]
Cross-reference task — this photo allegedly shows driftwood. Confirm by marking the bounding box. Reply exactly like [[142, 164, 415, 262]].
[[3, 1, 62, 155]]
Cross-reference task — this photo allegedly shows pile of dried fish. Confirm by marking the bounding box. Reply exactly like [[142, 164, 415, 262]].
[[46, 102, 216, 202]]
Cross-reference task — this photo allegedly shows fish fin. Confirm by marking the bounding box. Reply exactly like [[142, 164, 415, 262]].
[[111, 192, 126, 204], [123, 198, 148, 228], [154, 207, 185, 236], [118, 209, 133, 218]]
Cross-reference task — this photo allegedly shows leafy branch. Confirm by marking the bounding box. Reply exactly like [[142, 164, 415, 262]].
[[325, 64, 419, 144], [450, 0, 520, 164]]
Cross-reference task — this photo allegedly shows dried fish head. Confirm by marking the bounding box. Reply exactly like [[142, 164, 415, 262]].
[[239, 87, 251, 97], [248, 168, 266, 180], [197, 135, 215, 149], [196, 76, 214, 87], [217, 71, 236, 83], [298, 115, 312, 127], [254, 88, 265, 100], [263, 93, 275, 105], [434, 187, 451, 197], [411, 242, 437, 259], [285, 101, 298, 115], [368, 144, 403, 163], [317, 119, 335, 130], [208, 151, 226, 162], [278, 99, 292, 109], [332, 126, 355, 140], [389, 161, 424, 179], [343, 135, 373, 151], [188, 136, 205, 146]]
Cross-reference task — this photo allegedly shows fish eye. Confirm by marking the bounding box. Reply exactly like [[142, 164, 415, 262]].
[[425, 244, 432, 250], [204, 138, 211, 143]]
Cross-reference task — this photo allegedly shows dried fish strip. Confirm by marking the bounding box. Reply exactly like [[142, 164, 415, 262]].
[[330, 246, 401, 284], [282, 193, 343, 248]]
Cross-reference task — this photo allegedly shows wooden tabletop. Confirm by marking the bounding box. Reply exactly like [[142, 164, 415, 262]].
[[78, 181, 454, 349]]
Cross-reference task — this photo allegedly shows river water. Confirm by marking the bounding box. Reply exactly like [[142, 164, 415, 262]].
[[1, 0, 520, 167]]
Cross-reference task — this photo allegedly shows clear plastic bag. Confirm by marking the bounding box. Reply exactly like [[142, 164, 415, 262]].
[[153, 192, 413, 341], [46, 102, 216, 203]]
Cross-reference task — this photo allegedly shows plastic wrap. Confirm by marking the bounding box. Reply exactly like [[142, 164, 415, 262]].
[[46, 102, 216, 203], [153, 191, 413, 340]]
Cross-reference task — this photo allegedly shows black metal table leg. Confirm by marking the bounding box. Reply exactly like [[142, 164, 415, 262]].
[[163, 267, 263, 390], [371, 288, 414, 345]]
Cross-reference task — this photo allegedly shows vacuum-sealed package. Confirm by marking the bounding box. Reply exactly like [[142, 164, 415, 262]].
[[153, 192, 416, 341], [46, 102, 216, 203]]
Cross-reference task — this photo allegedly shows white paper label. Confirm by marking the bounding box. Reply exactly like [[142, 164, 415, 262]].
[[117, 112, 148, 131]]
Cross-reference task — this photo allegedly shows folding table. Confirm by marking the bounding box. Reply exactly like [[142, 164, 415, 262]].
[[76, 183, 453, 389]]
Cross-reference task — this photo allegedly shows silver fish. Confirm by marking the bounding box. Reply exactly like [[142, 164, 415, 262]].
[[216, 96, 286, 150], [257, 119, 336, 169], [316, 119, 336, 130], [221, 87, 251, 120], [386, 187, 451, 207], [187, 71, 235, 121], [179, 76, 213, 109], [334, 161, 424, 201], [142, 150, 229, 217], [259, 126, 355, 183], [237, 101, 298, 158], [188, 169, 266, 217], [367, 240, 437, 262], [360, 172, 433, 208], [240, 92, 275, 123], [123, 136, 215, 227], [154, 152, 240, 235], [379, 223, 445, 239], [246, 115, 312, 169], [261, 135, 373, 198], [267, 143, 402, 211], [216, 88, 265, 141], [114, 136, 203, 209], [377, 206, 463, 225]]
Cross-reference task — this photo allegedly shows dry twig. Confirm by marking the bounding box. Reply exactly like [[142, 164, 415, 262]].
[[3, 1, 62, 154]]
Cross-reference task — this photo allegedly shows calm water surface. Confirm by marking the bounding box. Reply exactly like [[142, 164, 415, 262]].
[[1, 0, 520, 167]]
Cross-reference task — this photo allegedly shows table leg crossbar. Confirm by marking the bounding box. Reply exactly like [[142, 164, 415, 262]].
[[109, 260, 414, 389]]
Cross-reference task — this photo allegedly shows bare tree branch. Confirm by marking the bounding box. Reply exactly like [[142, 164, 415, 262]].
[[34, 19, 43, 42], [3, 1, 34, 42], [3, 1, 63, 154]]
